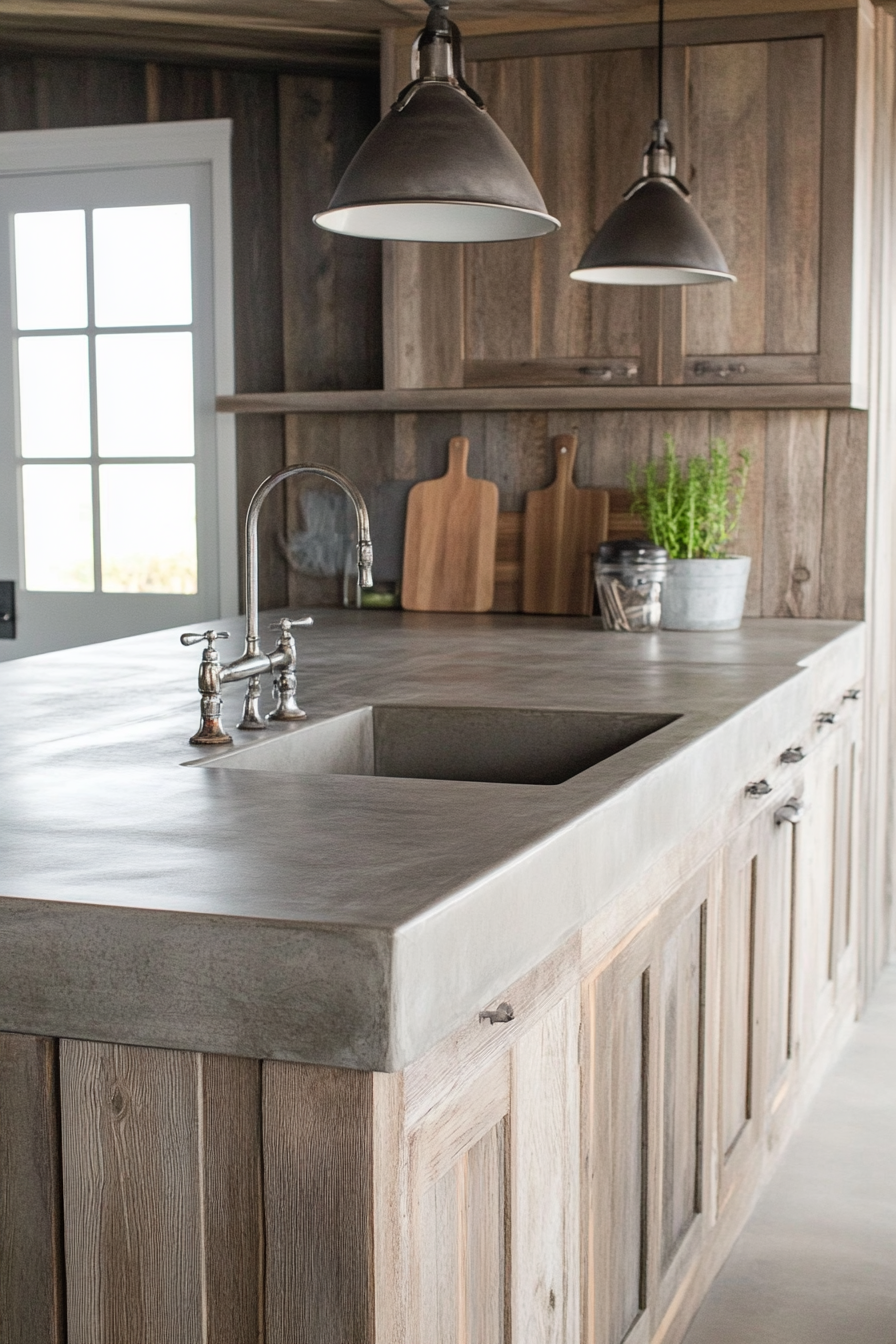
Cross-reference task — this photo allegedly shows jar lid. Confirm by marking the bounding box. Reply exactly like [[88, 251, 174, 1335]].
[[597, 539, 668, 562]]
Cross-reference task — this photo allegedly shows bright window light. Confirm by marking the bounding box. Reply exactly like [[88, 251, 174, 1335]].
[[22, 464, 94, 591], [93, 203, 193, 327], [14, 210, 88, 330], [96, 331, 195, 457], [18, 335, 91, 458], [99, 463, 197, 594]]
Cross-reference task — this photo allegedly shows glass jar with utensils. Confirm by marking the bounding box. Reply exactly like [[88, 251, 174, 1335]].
[[594, 540, 668, 632]]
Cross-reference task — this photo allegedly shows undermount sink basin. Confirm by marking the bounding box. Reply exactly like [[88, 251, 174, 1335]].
[[201, 705, 679, 786]]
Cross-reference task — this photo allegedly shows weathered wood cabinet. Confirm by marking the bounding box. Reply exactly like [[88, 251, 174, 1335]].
[[383, 6, 874, 405], [0, 686, 862, 1344]]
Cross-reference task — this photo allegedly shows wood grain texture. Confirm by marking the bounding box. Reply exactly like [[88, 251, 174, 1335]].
[[219, 385, 857, 414], [686, 41, 769, 357], [510, 989, 580, 1344], [719, 852, 757, 1161], [761, 410, 826, 617], [820, 409, 867, 620], [708, 409, 766, 615], [493, 511, 524, 611], [464, 57, 539, 367], [216, 68, 288, 613], [0, 1033, 64, 1344], [660, 902, 705, 1272], [796, 739, 839, 1055], [60, 1040, 204, 1344], [765, 38, 823, 354], [263, 1060, 374, 1344], [585, 943, 651, 1344], [279, 74, 382, 393], [201, 1054, 263, 1344], [410, 1062, 509, 1344], [402, 436, 499, 612], [33, 53, 146, 128], [817, 9, 859, 387], [522, 434, 609, 614]]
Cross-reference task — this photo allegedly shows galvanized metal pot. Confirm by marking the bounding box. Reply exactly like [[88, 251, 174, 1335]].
[[660, 556, 751, 631]]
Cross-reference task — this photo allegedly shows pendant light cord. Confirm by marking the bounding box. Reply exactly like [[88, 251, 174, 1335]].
[[657, 0, 664, 125]]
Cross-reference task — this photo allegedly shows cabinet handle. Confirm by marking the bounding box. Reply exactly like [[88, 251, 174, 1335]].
[[774, 797, 804, 826], [780, 746, 805, 764], [746, 779, 772, 797], [843, 688, 861, 701], [692, 361, 748, 378], [479, 1002, 514, 1025], [817, 711, 837, 726]]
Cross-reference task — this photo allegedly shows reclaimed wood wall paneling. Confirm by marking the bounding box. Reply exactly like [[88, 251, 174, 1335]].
[[0, 1033, 65, 1344]]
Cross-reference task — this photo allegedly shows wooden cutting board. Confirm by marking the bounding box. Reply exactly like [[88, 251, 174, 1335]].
[[522, 434, 610, 615], [402, 436, 499, 612]]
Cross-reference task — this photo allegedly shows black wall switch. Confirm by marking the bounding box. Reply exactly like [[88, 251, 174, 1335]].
[[0, 581, 15, 639]]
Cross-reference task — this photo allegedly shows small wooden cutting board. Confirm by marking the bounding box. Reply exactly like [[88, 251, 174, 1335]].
[[522, 434, 610, 615], [402, 436, 499, 612]]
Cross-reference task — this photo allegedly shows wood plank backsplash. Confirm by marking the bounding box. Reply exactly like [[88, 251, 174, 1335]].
[[283, 407, 866, 622]]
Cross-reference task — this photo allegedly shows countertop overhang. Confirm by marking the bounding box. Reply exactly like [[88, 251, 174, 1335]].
[[0, 612, 864, 1070]]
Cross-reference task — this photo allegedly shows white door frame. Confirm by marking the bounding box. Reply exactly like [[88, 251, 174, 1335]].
[[0, 118, 238, 628]]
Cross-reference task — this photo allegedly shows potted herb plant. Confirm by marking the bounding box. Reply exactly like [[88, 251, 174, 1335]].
[[629, 435, 751, 631]]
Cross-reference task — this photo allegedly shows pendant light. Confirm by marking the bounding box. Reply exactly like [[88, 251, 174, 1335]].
[[570, 0, 734, 286], [314, 1, 559, 244]]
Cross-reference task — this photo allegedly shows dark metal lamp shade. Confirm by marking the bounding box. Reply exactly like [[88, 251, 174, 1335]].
[[314, 5, 559, 244], [315, 83, 559, 243], [571, 177, 734, 285], [571, 122, 735, 287]]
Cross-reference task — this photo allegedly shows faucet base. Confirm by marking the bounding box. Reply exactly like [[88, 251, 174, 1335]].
[[190, 693, 233, 746], [267, 667, 306, 722], [237, 677, 267, 732]]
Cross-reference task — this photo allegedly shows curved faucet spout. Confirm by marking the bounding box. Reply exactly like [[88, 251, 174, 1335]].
[[243, 463, 373, 657]]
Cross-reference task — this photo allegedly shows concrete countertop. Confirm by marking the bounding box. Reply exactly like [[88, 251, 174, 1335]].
[[0, 612, 863, 1070]]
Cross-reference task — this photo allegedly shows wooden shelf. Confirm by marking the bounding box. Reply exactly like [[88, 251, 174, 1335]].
[[217, 384, 858, 415]]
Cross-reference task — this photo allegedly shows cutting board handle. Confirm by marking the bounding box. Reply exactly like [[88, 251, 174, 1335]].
[[552, 433, 578, 485], [446, 435, 470, 479]]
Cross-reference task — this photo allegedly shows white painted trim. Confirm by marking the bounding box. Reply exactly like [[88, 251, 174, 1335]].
[[0, 120, 238, 617]]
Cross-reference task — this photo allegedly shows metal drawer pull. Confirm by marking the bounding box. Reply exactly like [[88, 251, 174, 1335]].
[[746, 780, 772, 797], [817, 711, 837, 725], [480, 1002, 514, 1025], [780, 746, 805, 764], [775, 797, 804, 826], [843, 688, 861, 701]]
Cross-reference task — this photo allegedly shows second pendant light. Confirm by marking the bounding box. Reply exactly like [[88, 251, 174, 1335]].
[[571, 0, 734, 286]]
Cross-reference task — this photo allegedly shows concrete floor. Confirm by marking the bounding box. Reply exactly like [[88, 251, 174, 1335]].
[[683, 966, 896, 1344]]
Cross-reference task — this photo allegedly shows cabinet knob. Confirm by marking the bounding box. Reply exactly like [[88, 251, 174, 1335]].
[[817, 711, 837, 726], [479, 1002, 514, 1025], [780, 746, 805, 764], [746, 779, 772, 797], [843, 688, 861, 701], [775, 797, 804, 826]]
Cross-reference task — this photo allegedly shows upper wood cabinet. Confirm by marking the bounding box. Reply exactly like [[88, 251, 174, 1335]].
[[382, 6, 874, 406]]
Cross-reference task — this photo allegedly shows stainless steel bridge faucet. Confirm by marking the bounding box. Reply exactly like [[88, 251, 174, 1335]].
[[181, 464, 373, 746]]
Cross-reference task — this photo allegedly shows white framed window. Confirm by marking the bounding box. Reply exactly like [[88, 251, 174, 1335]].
[[0, 120, 237, 660]]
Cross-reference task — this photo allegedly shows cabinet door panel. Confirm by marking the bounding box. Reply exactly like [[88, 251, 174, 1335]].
[[410, 1058, 510, 1344], [719, 852, 757, 1160], [660, 901, 706, 1270], [686, 41, 769, 357], [763, 818, 798, 1101], [417, 1121, 508, 1344], [686, 38, 823, 362], [797, 745, 838, 1052], [584, 934, 653, 1344], [510, 991, 580, 1344]]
